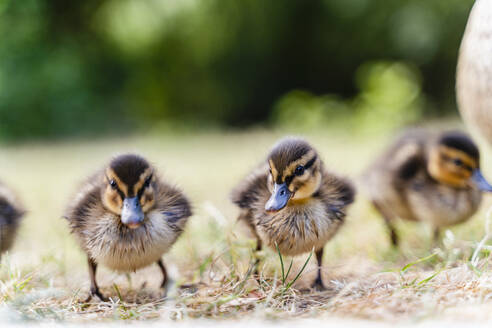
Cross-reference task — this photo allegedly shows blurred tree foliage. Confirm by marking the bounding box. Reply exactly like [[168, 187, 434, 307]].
[[273, 61, 424, 132], [0, 0, 474, 139]]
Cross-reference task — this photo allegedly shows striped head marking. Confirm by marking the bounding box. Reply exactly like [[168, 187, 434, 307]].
[[266, 138, 322, 212], [102, 154, 156, 228], [429, 131, 492, 191]]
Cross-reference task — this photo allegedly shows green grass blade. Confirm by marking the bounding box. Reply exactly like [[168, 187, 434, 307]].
[[285, 250, 313, 290], [199, 253, 213, 277], [401, 253, 437, 273], [275, 242, 286, 284], [417, 268, 442, 286], [285, 259, 294, 281], [113, 283, 122, 300]]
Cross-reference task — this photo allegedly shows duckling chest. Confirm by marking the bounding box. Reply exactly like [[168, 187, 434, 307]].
[[406, 180, 482, 227], [84, 210, 182, 271], [254, 200, 343, 256]]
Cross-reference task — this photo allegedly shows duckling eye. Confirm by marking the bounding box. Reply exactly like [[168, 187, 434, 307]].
[[453, 158, 464, 167], [295, 165, 305, 176], [144, 176, 152, 188], [109, 180, 117, 189]]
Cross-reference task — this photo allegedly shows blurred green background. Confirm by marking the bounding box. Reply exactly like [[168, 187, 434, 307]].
[[0, 0, 474, 140]]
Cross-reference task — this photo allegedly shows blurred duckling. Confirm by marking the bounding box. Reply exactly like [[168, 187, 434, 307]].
[[457, 0, 492, 145], [0, 182, 25, 256], [231, 137, 355, 289], [364, 130, 492, 246], [65, 154, 192, 301]]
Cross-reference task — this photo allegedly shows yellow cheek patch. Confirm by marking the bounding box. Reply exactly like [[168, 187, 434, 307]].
[[102, 188, 123, 214], [141, 189, 155, 212], [291, 171, 322, 200]]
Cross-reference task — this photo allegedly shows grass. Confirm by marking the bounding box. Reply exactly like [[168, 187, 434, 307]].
[[1, 125, 492, 324], [275, 242, 313, 292]]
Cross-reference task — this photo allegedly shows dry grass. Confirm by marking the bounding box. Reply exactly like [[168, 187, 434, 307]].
[[1, 126, 492, 325]]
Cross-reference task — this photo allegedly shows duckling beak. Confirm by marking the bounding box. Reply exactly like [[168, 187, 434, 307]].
[[121, 197, 144, 229], [472, 169, 492, 192], [265, 183, 292, 212]]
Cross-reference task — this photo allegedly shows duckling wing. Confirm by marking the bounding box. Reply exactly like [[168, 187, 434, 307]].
[[230, 164, 270, 210], [0, 198, 24, 225], [63, 176, 102, 233], [0, 183, 24, 253], [153, 181, 192, 232], [0, 182, 25, 224], [318, 171, 355, 220]]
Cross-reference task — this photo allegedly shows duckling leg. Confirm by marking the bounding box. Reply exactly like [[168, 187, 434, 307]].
[[252, 232, 263, 278], [311, 248, 325, 291], [85, 258, 109, 302], [157, 259, 168, 289], [372, 201, 399, 247], [246, 227, 262, 284]]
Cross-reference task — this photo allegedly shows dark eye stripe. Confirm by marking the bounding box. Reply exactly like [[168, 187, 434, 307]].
[[117, 189, 125, 200], [138, 175, 153, 199], [112, 184, 125, 199], [304, 155, 317, 170], [113, 184, 125, 199], [143, 174, 153, 188], [107, 175, 126, 199], [280, 156, 317, 186], [137, 187, 145, 199], [441, 154, 474, 172]]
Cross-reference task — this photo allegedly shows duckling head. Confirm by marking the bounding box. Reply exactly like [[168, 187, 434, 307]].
[[265, 138, 322, 212], [102, 154, 156, 229], [428, 131, 492, 191]]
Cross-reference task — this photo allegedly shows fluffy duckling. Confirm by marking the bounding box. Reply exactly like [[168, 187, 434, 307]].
[[231, 138, 355, 289], [65, 154, 192, 301], [457, 0, 492, 145], [364, 130, 492, 246], [0, 182, 24, 256]]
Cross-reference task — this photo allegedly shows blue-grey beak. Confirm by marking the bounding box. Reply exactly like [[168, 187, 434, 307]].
[[472, 169, 492, 192], [121, 197, 144, 228], [265, 183, 292, 212]]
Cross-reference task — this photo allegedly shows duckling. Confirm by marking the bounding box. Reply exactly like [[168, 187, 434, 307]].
[[364, 130, 492, 246], [457, 0, 492, 146], [0, 182, 24, 256], [231, 137, 355, 289], [64, 154, 192, 301]]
